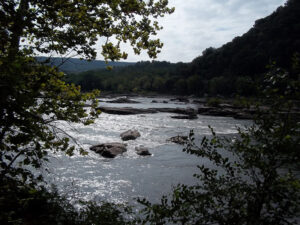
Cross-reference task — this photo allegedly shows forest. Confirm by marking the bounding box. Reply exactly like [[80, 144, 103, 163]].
[[67, 0, 300, 96], [36, 56, 134, 73]]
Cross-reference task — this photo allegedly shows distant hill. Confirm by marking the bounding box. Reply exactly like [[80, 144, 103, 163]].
[[189, 0, 300, 80], [67, 0, 300, 96], [36, 57, 134, 73]]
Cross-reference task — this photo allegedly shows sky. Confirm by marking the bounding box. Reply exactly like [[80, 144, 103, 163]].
[[108, 0, 286, 63]]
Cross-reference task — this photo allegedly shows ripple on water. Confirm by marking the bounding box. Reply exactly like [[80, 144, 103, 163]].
[[43, 98, 251, 204]]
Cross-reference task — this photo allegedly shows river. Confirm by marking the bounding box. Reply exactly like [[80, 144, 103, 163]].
[[41, 97, 251, 205]]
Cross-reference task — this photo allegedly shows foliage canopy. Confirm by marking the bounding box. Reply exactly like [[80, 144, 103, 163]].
[[0, 0, 173, 223], [0, 0, 173, 180], [1, 0, 174, 60]]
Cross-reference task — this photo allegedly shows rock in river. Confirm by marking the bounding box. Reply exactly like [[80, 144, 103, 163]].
[[97, 106, 196, 116], [97, 107, 157, 115], [153, 107, 196, 115], [170, 97, 189, 103], [90, 143, 127, 158], [135, 147, 151, 156], [106, 97, 140, 104], [171, 114, 198, 120], [120, 129, 141, 141], [167, 136, 188, 145]]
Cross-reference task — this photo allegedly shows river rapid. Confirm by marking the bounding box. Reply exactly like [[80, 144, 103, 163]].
[[42, 97, 251, 205]]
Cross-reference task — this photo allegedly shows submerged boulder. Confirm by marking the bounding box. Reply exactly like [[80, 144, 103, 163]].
[[170, 97, 189, 103], [120, 129, 141, 141], [167, 135, 188, 145], [171, 114, 198, 120], [135, 147, 151, 156], [107, 97, 140, 104], [97, 107, 157, 115], [90, 143, 127, 158], [197, 106, 253, 119], [151, 107, 196, 115], [97, 106, 197, 116]]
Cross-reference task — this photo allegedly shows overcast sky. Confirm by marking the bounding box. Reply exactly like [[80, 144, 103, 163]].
[[111, 0, 286, 63]]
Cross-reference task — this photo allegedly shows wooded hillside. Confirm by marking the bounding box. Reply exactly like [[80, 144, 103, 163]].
[[67, 0, 300, 96]]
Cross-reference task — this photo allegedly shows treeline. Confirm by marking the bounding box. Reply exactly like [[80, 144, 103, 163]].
[[67, 0, 300, 96], [37, 57, 134, 73], [66, 61, 194, 94]]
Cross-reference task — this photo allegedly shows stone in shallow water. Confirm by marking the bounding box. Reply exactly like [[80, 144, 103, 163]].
[[90, 142, 127, 158], [97, 106, 157, 115], [135, 147, 151, 156], [167, 136, 188, 145], [171, 114, 198, 120], [170, 97, 189, 103], [106, 97, 140, 104], [120, 129, 141, 141]]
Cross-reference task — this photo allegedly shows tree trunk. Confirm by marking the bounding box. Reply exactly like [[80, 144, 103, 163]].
[[8, 0, 29, 59]]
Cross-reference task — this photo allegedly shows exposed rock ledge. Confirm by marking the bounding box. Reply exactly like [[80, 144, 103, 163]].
[[135, 146, 151, 156], [197, 106, 254, 120], [106, 97, 140, 104], [97, 106, 197, 116], [97, 107, 157, 115], [167, 136, 188, 145], [171, 115, 198, 120], [96, 106, 254, 120], [90, 143, 127, 158], [120, 129, 141, 141]]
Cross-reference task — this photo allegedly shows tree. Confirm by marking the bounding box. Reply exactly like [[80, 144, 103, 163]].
[[174, 78, 187, 95], [0, 0, 174, 223], [62, 0, 300, 97], [1, 0, 174, 61], [187, 75, 203, 96], [138, 65, 300, 224], [208, 76, 233, 96], [0, 0, 173, 179], [235, 76, 256, 96], [152, 76, 165, 92]]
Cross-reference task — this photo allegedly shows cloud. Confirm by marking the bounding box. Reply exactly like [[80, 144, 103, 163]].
[[97, 0, 286, 63]]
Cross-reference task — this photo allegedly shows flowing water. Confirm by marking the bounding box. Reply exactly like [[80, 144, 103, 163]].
[[42, 97, 251, 205]]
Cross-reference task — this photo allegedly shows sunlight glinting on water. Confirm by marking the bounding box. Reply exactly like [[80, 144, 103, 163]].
[[43, 97, 250, 204]]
